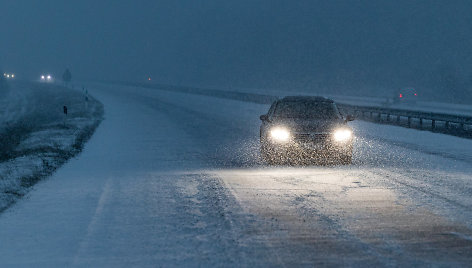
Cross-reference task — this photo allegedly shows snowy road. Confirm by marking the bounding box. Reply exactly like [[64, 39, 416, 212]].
[[1, 83, 471, 266]]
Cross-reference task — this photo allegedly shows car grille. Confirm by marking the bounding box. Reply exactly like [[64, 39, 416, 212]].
[[293, 133, 330, 143]]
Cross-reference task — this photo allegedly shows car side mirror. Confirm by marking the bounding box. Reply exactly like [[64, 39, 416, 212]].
[[260, 114, 269, 121], [345, 115, 355, 122]]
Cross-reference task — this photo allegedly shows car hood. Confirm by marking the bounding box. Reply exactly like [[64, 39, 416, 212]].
[[271, 118, 345, 133]]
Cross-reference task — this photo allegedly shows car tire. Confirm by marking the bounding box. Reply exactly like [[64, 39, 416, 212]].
[[260, 142, 270, 162], [339, 153, 352, 165], [261, 142, 280, 165], [261, 150, 270, 163]]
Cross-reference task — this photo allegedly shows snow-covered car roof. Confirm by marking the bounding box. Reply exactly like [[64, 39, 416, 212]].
[[280, 96, 334, 103]]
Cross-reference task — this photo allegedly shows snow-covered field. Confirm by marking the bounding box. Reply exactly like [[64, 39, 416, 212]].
[[0, 83, 471, 266], [0, 82, 103, 212]]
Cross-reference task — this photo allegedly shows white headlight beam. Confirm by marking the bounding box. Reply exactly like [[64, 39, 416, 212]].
[[333, 129, 352, 142], [270, 127, 290, 142]]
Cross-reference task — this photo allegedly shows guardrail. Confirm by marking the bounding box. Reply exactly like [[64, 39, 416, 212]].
[[338, 103, 472, 138], [107, 81, 472, 139]]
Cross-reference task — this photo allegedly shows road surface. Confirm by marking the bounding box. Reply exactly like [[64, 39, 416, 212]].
[[0, 83, 471, 266]]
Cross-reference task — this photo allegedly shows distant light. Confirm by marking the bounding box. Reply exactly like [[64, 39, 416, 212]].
[[11, 74, 15, 78], [41, 75, 45, 80], [148, 77, 151, 81], [414, 93, 417, 96], [6, 74, 10, 78], [399, 94, 403, 98], [47, 75, 51, 80]]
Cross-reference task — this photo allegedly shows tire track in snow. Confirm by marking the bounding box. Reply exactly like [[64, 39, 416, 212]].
[[72, 177, 112, 266]]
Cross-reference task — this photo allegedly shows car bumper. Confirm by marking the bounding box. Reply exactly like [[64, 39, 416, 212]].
[[262, 140, 352, 159]]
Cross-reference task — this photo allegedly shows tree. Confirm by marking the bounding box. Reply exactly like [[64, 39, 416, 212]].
[[62, 68, 72, 84]]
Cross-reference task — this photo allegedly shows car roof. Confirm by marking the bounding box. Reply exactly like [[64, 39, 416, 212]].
[[279, 96, 334, 103]]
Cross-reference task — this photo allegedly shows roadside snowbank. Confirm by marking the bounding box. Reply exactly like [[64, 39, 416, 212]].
[[0, 82, 103, 212]]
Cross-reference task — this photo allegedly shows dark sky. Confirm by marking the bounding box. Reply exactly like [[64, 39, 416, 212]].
[[1, 0, 472, 97]]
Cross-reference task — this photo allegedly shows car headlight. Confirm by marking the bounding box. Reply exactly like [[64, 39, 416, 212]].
[[270, 127, 290, 142], [333, 129, 352, 142]]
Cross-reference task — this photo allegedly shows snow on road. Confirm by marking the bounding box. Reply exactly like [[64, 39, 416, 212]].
[[0, 83, 471, 266]]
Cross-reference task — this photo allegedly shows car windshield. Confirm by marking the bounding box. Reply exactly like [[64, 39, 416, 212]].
[[274, 101, 341, 119]]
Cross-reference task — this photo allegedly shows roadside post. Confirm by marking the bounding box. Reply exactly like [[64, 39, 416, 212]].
[[63, 105, 68, 126], [85, 89, 89, 110]]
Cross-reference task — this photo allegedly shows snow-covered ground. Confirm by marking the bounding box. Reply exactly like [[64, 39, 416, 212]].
[[0, 83, 471, 266], [0, 82, 29, 127], [188, 84, 472, 116], [0, 82, 103, 212]]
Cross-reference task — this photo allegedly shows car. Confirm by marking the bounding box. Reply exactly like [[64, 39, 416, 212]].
[[259, 96, 354, 165], [40, 74, 53, 82], [394, 87, 418, 104], [3, 73, 15, 79]]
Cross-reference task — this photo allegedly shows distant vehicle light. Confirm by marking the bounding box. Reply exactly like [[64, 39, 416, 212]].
[[333, 129, 352, 142], [148, 77, 151, 81], [399, 94, 403, 98], [40, 74, 53, 82], [270, 127, 290, 142], [3, 73, 15, 79], [414, 93, 417, 96]]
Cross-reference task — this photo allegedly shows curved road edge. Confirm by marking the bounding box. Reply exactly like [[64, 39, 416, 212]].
[[0, 81, 104, 212]]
